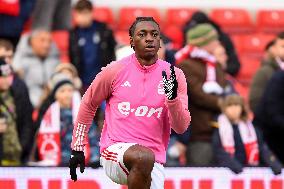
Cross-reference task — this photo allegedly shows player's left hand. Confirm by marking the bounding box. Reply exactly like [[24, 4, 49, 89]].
[[69, 150, 85, 181], [162, 65, 178, 100]]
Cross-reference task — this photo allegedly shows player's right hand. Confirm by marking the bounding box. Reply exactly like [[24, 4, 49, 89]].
[[69, 150, 85, 181]]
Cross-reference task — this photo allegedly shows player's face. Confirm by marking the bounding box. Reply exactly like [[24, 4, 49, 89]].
[[131, 21, 160, 60]]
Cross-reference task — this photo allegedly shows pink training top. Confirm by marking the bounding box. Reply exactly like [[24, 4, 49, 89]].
[[71, 53, 191, 164]]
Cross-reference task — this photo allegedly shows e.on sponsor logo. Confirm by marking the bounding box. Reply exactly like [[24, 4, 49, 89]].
[[118, 102, 163, 118], [0, 178, 283, 189]]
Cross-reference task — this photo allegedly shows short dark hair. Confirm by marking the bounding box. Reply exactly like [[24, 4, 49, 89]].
[[129, 17, 160, 37], [74, 0, 93, 11], [265, 39, 276, 51], [0, 39, 13, 51], [277, 31, 284, 39]]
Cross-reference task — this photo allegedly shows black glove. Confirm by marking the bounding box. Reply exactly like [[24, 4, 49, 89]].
[[162, 65, 178, 100], [69, 150, 85, 181]]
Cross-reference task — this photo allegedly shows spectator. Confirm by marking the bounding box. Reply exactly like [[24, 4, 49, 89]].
[[159, 34, 177, 64], [0, 113, 7, 165], [183, 11, 240, 76], [175, 23, 226, 166], [0, 39, 13, 64], [12, 29, 59, 108], [32, 0, 71, 30], [35, 73, 101, 167], [35, 63, 82, 134], [249, 32, 284, 113], [212, 44, 249, 98], [166, 130, 189, 167], [54, 63, 103, 145], [213, 94, 282, 175], [167, 41, 235, 167], [254, 70, 284, 163], [263, 39, 276, 64], [0, 0, 35, 47], [69, 0, 116, 91], [0, 58, 33, 166], [54, 63, 82, 90], [36, 73, 82, 166]]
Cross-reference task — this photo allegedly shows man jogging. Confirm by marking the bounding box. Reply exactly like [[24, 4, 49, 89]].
[[69, 17, 191, 189]]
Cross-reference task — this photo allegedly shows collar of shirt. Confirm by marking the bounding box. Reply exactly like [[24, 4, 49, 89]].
[[132, 54, 160, 73]]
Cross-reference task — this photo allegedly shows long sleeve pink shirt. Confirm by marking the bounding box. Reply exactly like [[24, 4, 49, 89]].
[[71, 54, 191, 163]]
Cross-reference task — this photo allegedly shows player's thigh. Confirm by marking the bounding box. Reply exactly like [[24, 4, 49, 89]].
[[100, 143, 136, 185]]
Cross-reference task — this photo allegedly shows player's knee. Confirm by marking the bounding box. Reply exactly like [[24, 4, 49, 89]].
[[133, 149, 155, 176], [124, 145, 155, 175], [136, 147, 155, 167]]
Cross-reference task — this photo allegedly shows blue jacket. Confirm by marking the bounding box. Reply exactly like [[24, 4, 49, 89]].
[[0, 0, 35, 37], [69, 20, 116, 87]]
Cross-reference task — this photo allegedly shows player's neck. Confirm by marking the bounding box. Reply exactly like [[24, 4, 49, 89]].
[[136, 54, 158, 66]]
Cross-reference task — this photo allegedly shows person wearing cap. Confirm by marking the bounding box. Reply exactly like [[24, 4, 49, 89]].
[[0, 57, 33, 165], [182, 11, 240, 76], [175, 23, 226, 167], [36, 73, 84, 166], [34, 72, 101, 167]]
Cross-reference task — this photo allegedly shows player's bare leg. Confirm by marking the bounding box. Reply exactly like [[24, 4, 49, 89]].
[[124, 144, 155, 189]]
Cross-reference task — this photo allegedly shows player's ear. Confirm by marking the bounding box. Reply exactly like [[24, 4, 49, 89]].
[[130, 36, 134, 49]]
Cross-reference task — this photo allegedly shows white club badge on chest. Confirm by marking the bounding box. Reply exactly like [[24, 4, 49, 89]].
[[93, 33, 101, 44], [158, 80, 164, 95]]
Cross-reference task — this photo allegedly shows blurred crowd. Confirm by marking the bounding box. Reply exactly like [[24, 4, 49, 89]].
[[0, 0, 283, 175]]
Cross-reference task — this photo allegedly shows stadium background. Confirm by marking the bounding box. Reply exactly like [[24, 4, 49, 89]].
[[1, 0, 284, 188]]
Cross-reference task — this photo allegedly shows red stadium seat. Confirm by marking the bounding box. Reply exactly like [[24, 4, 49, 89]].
[[52, 31, 69, 52], [60, 54, 70, 63], [22, 18, 32, 34], [115, 30, 130, 45], [52, 31, 69, 62], [165, 8, 198, 28], [117, 7, 161, 30], [257, 10, 284, 34], [230, 34, 243, 54], [209, 8, 254, 34], [234, 79, 250, 103], [237, 56, 261, 85], [239, 33, 275, 58], [163, 25, 183, 49], [93, 7, 114, 27]]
